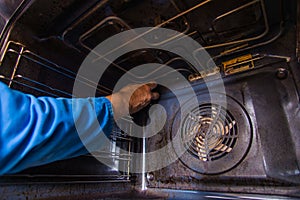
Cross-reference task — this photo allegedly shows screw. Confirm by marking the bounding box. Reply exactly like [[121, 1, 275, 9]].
[[147, 173, 154, 181], [276, 68, 288, 79]]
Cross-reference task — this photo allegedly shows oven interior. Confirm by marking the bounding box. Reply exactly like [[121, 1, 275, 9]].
[[0, 0, 300, 199]]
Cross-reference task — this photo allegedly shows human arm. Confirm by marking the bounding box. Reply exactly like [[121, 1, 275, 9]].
[[0, 81, 159, 175], [0, 82, 113, 175], [106, 82, 159, 119]]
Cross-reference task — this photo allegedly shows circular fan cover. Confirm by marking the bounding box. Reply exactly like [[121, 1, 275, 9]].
[[182, 104, 237, 162], [172, 93, 252, 175]]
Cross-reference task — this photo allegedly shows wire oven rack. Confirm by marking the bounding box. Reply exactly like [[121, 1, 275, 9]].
[[0, 40, 133, 183]]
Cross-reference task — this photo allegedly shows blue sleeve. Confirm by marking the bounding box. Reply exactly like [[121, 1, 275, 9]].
[[0, 82, 114, 175]]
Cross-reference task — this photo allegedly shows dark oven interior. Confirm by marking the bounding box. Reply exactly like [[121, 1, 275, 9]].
[[0, 0, 300, 199]]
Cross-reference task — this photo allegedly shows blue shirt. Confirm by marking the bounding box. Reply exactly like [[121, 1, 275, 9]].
[[0, 81, 114, 175]]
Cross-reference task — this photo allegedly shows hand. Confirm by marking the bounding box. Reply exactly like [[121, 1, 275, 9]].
[[106, 83, 159, 119]]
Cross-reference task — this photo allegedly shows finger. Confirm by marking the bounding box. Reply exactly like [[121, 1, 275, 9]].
[[146, 82, 157, 90], [151, 92, 160, 100]]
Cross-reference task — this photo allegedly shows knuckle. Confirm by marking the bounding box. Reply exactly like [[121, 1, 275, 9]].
[[146, 93, 151, 101]]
